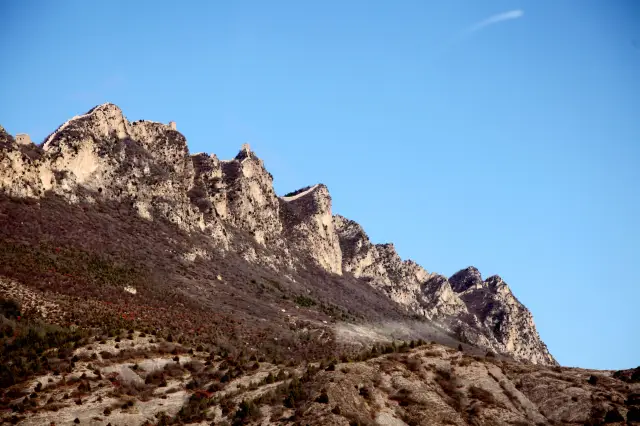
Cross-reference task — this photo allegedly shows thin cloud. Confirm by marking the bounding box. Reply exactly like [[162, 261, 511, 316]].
[[434, 9, 524, 57], [465, 10, 524, 35]]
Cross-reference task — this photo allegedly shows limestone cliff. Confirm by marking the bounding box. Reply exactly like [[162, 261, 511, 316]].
[[0, 103, 556, 365], [219, 146, 283, 246], [333, 215, 466, 319], [331, 213, 554, 364], [451, 268, 555, 365], [281, 185, 342, 274], [1, 104, 205, 231]]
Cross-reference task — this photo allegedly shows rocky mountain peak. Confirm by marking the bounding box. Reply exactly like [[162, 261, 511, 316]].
[[0, 126, 15, 150], [42, 102, 129, 151], [485, 274, 512, 295], [449, 266, 484, 292], [0, 103, 557, 366], [333, 214, 365, 238], [234, 142, 253, 160]]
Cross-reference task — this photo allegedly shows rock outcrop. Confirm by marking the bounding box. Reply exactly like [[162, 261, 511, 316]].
[[421, 274, 468, 318], [333, 215, 554, 364], [333, 215, 466, 319], [219, 146, 282, 246], [1, 104, 204, 231], [0, 103, 556, 365], [452, 269, 555, 365], [281, 185, 342, 274], [0, 125, 44, 198]]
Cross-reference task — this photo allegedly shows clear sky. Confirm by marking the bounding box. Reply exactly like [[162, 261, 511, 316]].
[[1, 0, 638, 370]]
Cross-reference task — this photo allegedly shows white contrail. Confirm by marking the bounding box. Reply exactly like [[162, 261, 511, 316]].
[[425, 9, 525, 65], [465, 10, 524, 34]]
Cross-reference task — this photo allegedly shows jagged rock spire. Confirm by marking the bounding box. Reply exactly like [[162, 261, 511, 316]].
[[449, 266, 483, 292]]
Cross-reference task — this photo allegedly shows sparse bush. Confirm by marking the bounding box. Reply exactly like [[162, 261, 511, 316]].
[[174, 393, 210, 423], [0, 297, 21, 319], [234, 399, 262, 425], [458, 357, 472, 367], [220, 396, 236, 416], [603, 408, 624, 423], [145, 370, 167, 387], [359, 386, 372, 400], [469, 385, 496, 405], [280, 376, 306, 408], [0, 317, 86, 387], [265, 372, 275, 384], [406, 357, 422, 372], [627, 407, 640, 422], [315, 391, 329, 404], [184, 360, 204, 373], [435, 368, 464, 410], [390, 388, 416, 407]]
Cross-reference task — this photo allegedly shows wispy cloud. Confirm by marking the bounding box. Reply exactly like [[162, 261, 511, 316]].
[[427, 9, 524, 64], [464, 10, 524, 35]]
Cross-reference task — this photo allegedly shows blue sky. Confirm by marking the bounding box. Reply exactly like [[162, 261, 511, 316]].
[[1, 0, 638, 370]]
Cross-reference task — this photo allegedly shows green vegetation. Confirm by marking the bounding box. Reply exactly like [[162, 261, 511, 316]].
[[294, 295, 317, 307], [0, 241, 143, 294], [0, 298, 20, 319], [233, 399, 262, 425], [0, 297, 87, 387], [174, 393, 211, 423], [281, 376, 305, 408]]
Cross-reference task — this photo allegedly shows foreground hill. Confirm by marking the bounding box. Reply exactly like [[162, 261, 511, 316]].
[[0, 308, 637, 425]]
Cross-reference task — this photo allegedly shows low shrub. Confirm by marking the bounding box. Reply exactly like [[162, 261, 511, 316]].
[[233, 399, 262, 425], [469, 385, 496, 405]]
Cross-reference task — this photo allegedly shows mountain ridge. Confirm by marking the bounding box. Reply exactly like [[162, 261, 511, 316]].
[[0, 103, 555, 366]]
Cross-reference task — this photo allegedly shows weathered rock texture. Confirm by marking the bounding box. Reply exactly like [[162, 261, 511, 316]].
[[451, 268, 555, 365], [0, 103, 556, 365], [1, 104, 204, 231], [281, 185, 342, 274], [219, 146, 283, 245], [333, 215, 555, 365]]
